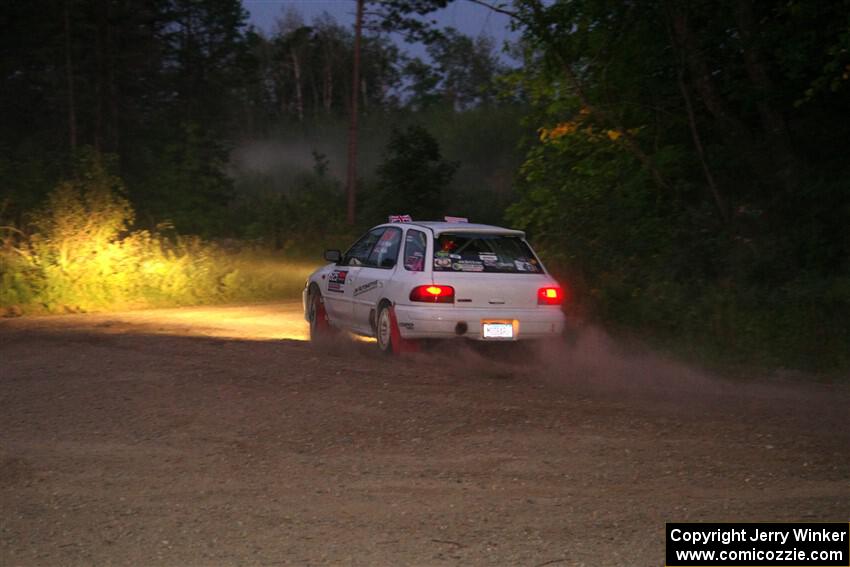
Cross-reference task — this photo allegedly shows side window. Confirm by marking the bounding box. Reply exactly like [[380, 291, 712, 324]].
[[403, 229, 427, 272], [366, 227, 402, 268], [342, 228, 385, 266]]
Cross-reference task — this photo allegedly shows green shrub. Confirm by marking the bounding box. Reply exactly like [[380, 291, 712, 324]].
[[0, 152, 317, 314]]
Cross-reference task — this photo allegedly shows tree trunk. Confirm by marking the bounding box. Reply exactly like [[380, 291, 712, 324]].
[[323, 60, 333, 115], [345, 0, 364, 225], [346, 0, 363, 225], [671, 10, 754, 151], [670, 7, 774, 183], [291, 50, 303, 122], [64, 0, 77, 151], [733, 0, 800, 190], [94, 0, 106, 152], [664, 5, 728, 221], [107, 1, 119, 151], [677, 67, 728, 221], [310, 73, 319, 118]]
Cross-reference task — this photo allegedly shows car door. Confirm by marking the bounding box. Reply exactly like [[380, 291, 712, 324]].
[[350, 226, 403, 335], [324, 228, 386, 327], [322, 264, 359, 327]]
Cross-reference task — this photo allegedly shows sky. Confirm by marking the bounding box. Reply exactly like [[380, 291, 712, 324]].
[[242, 0, 518, 58]]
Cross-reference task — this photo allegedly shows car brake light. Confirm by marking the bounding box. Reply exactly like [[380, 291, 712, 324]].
[[538, 287, 563, 305], [410, 285, 455, 303]]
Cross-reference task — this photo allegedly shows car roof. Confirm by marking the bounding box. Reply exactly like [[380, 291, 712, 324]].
[[379, 221, 525, 237]]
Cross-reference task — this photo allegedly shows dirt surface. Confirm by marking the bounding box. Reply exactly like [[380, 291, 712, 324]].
[[1, 303, 849, 566]]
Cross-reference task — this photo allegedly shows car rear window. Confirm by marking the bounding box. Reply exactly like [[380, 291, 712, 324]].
[[433, 233, 543, 274]]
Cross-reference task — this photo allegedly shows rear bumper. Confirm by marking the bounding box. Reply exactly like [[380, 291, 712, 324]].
[[394, 304, 565, 341]]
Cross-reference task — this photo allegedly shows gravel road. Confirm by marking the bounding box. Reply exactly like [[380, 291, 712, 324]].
[[1, 303, 848, 566]]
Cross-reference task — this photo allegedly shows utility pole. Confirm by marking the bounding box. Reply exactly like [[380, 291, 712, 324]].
[[345, 0, 364, 225]]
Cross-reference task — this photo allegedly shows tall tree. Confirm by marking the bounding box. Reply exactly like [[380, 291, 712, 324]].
[[367, 125, 457, 221]]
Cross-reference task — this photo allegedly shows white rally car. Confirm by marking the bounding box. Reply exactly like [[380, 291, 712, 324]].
[[302, 218, 566, 353]]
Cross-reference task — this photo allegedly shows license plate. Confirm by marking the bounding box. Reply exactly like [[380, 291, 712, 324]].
[[482, 321, 514, 339]]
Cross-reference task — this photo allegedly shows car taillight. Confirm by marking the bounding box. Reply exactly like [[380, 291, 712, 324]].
[[538, 287, 563, 306], [410, 285, 455, 303]]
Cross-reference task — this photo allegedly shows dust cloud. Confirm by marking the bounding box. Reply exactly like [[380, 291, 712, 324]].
[[377, 322, 846, 421], [231, 140, 336, 176], [533, 324, 723, 398], [376, 321, 712, 390], [386, 322, 847, 436]]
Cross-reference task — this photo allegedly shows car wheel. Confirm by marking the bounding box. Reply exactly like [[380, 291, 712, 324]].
[[376, 302, 418, 355], [308, 285, 334, 342], [376, 303, 394, 354]]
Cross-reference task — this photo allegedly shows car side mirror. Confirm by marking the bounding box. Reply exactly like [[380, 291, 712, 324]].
[[324, 249, 341, 263]]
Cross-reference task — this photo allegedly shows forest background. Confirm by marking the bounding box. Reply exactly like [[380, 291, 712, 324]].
[[1, 0, 848, 373]]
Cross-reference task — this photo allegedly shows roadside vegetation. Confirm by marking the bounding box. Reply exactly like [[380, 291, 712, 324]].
[[0, 152, 317, 314], [1, 1, 847, 373]]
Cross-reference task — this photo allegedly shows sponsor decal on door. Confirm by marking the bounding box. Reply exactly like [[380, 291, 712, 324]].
[[328, 270, 348, 293]]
